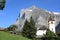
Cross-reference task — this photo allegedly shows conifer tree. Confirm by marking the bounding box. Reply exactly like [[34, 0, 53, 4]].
[[22, 19, 30, 37], [45, 29, 57, 37], [22, 17, 37, 39], [44, 29, 57, 40], [29, 16, 37, 39]]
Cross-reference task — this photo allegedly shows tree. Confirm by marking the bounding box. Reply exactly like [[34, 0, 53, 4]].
[[22, 19, 30, 37], [44, 29, 57, 40], [7, 25, 17, 34], [45, 29, 57, 37], [7, 25, 17, 31], [22, 17, 37, 39], [0, 0, 6, 10], [29, 17, 37, 39], [7, 26, 13, 31], [11, 25, 17, 31]]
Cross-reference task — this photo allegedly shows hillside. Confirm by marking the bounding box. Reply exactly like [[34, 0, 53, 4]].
[[0, 31, 30, 40]]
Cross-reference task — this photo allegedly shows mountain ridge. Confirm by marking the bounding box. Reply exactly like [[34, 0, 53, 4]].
[[14, 6, 60, 31]]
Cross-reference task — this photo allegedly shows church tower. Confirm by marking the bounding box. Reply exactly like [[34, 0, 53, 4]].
[[48, 15, 56, 33]]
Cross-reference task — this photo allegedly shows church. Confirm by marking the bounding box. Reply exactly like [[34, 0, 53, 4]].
[[36, 15, 56, 37]]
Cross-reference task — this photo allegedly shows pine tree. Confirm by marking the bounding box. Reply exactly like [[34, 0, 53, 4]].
[[45, 29, 57, 37], [29, 17, 37, 39], [22, 19, 30, 37], [44, 29, 57, 40], [22, 17, 37, 39]]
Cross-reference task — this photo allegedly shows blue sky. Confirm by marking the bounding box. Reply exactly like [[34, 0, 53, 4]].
[[0, 0, 60, 28]]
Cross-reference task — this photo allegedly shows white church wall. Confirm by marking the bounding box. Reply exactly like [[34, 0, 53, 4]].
[[49, 21, 56, 33], [36, 30, 46, 37]]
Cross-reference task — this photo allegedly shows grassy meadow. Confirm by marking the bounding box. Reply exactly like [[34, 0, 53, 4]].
[[0, 31, 30, 40]]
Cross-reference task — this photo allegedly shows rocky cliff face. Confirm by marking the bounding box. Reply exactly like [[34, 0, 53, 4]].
[[14, 6, 60, 31]]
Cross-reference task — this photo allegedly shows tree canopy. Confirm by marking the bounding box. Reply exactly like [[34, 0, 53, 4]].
[[43, 29, 58, 40], [7, 25, 17, 31], [45, 29, 57, 37], [0, 0, 6, 10]]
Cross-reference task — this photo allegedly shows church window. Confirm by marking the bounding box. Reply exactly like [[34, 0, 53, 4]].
[[51, 22, 53, 24], [52, 28, 53, 30]]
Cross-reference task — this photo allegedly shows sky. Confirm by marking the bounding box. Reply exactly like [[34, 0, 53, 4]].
[[0, 0, 60, 28]]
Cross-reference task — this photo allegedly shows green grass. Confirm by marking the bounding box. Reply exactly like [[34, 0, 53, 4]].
[[0, 31, 30, 40]]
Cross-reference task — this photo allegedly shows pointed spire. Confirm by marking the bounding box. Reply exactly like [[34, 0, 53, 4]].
[[48, 14, 55, 22]]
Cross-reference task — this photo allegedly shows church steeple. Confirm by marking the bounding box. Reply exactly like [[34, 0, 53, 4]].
[[48, 15, 56, 33], [48, 15, 55, 22]]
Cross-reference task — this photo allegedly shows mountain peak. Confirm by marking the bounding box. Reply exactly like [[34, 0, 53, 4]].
[[15, 6, 60, 32], [31, 5, 36, 8]]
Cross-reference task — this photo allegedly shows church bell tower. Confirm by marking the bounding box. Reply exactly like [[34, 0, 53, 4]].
[[48, 15, 56, 33]]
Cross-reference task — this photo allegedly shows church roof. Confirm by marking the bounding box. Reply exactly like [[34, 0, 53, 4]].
[[39, 26, 47, 30], [48, 15, 55, 22]]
